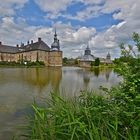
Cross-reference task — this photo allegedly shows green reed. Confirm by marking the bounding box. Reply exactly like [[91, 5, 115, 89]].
[[20, 90, 139, 140]]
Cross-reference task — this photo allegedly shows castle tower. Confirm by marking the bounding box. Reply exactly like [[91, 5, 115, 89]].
[[49, 29, 62, 66], [84, 45, 91, 55], [106, 52, 111, 60], [51, 29, 60, 51]]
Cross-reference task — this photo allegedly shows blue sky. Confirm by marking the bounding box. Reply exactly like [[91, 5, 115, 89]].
[[0, 0, 140, 58]]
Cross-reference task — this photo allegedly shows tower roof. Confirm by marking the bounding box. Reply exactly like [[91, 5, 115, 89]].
[[51, 29, 60, 51], [106, 52, 111, 59], [84, 45, 91, 55]]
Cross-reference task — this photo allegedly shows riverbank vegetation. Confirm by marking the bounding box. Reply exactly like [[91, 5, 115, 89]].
[[90, 63, 114, 72], [16, 33, 140, 140], [63, 57, 79, 66], [0, 61, 45, 67]]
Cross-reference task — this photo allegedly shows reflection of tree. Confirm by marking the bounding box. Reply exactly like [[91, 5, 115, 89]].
[[83, 73, 90, 89], [49, 67, 62, 92], [94, 68, 100, 77], [105, 68, 112, 81]]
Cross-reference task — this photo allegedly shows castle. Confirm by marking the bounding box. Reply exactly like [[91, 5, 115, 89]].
[[0, 30, 62, 66], [79, 45, 112, 67]]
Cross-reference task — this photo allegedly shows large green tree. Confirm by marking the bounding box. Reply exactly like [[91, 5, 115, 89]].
[[94, 58, 100, 66], [115, 32, 140, 98]]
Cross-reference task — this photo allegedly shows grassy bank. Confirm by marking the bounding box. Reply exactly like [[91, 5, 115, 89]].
[[0, 61, 45, 68], [16, 90, 139, 140]]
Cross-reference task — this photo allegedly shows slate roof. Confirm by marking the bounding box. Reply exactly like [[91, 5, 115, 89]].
[[20, 40, 50, 52], [80, 54, 95, 61], [0, 39, 51, 53], [0, 44, 19, 53]]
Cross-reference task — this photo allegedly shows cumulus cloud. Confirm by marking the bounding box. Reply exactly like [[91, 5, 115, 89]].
[[51, 22, 96, 58], [0, 0, 28, 16], [0, 18, 96, 58], [34, 0, 73, 14], [72, 0, 140, 58], [0, 0, 140, 59]]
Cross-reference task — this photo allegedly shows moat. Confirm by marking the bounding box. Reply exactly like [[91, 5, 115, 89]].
[[0, 67, 121, 139]]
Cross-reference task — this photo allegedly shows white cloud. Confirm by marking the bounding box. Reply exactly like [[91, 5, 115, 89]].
[[0, 17, 39, 45], [0, 0, 140, 59], [0, 18, 96, 58], [34, 0, 73, 14], [0, 0, 28, 16]]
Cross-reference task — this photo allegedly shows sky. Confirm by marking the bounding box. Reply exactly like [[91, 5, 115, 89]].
[[0, 0, 140, 59]]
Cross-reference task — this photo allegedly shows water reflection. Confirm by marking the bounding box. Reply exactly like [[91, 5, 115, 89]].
[[94, 67, 100, 77], [0, 67, 121, 140], [83, 72, 90, 90], [0, 67, 62, 94], [23, 68, 62, 92], [93, 67, 112, 81]]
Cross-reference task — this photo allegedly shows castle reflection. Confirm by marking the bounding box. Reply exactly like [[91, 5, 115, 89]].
[[0, 67, 62, 93], [23, 68, 62, 93]]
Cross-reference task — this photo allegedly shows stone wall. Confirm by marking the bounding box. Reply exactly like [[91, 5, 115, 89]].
[[79, 61, 92, 68], [0, 53, 15, 62], [0, 50, 63, 66], [48, 51, 63, 66]]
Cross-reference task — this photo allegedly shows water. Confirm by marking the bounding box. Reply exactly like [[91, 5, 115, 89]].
[[0, 67, 121, 139]]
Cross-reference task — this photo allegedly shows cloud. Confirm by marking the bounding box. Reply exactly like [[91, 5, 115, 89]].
[[0, 0, 140, 59], [0, 0, 28, 16], [34, 0, 73, 14], [0, 18, 96, 58], [0, 17, 40, 45]]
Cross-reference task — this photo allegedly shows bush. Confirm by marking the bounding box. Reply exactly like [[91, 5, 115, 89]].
[[94, 58, 100, 66], [0, 61, 45, 67]]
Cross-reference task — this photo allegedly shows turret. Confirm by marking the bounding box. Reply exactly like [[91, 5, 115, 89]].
[[84, 45, 91, 55], [51, 29, 60, 51], [106, 52, 111, 60]]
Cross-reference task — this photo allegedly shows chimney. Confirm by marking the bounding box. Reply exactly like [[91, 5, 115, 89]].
[[38, 37, 41, 42], [21, 43, 24, 47], [27, 40, 30, 45], [31, 40, 33, 44], [0, 42, 2, 45]]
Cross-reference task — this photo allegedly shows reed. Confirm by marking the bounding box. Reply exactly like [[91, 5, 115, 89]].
[[21, 90, 139, 140]]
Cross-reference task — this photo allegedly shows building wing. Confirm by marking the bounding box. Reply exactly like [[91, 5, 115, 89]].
[[0, 44, 19, 53]]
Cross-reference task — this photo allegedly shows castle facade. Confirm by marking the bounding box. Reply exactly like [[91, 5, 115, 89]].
[[79, 45, 112, 67], [0, 31, 62, 66]]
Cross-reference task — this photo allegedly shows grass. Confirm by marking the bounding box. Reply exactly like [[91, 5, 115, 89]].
[[0, 61, 45, 68], [17, 90, 140, 140]]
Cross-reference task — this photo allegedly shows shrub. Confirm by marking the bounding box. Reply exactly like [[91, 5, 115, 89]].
[[94, 58, 100, 66]]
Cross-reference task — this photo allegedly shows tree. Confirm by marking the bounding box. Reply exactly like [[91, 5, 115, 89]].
[[74, 59, 79, 65], [115, 32, 140, 98], [63, 57, 68, 64], [94, 58, 100, 66]]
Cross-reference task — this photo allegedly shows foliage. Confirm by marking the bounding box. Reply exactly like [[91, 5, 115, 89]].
[[74, 59, 79, 65], [63, 57, 68, 64], [94, 58, 100, 66], [27, 61, 45, 66], [0, 61, 21, 66], [114, 32, 140, 98], [0, 61, 45, 67], [63, 57, 79, 66], [20, 90, 140, 140], [90, 61, 94, 67]]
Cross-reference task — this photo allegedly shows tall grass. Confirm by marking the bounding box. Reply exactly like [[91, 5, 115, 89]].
[[20, 90, 140, 140]]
